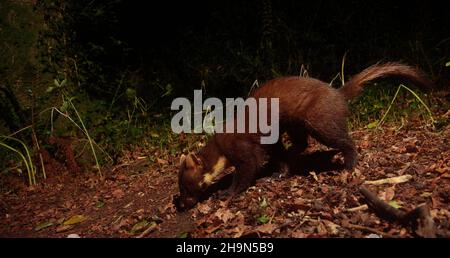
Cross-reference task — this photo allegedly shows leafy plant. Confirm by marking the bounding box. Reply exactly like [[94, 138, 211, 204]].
[[47, 100, 103, 177], [257, 214, 270, 224], [44, 78, 104, 176]]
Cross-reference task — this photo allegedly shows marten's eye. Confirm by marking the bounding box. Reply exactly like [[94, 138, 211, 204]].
[[185, 196, 198, 208], [173, 194, 181, 206]]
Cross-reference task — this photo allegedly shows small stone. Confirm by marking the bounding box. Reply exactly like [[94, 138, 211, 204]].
[[365, 233, 382, 238]]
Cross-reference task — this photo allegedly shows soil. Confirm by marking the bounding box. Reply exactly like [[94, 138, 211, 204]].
[[0, 118, 449, 238]]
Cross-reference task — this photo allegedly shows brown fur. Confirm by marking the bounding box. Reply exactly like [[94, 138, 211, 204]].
[[177, 62, 430, 210]]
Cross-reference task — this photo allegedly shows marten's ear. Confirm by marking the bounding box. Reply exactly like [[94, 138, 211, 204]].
[[200, 165, 235, 188], [198, 180, 209, 191], [185, 153, 202, 169], [179, 154, 186, 166]]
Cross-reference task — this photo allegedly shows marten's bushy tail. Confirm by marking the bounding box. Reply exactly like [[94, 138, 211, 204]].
[[339, 62, 431, 100]]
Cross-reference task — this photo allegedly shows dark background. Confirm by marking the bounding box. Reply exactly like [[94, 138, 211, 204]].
[[36, 0, 450, 100], [0, 0, 449, 164]]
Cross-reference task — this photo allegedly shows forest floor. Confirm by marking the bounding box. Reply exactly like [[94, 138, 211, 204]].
[[0, 112, 449, 238]]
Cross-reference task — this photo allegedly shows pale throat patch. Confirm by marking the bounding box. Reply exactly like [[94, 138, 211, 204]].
[[202, 156, 227, 185]]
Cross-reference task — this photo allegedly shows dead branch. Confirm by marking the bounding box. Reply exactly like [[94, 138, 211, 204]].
[[136, 223, 158, 238], [345, 223, 396, 238], [359, 186, 436, 238], [359, 186, 406, 221]]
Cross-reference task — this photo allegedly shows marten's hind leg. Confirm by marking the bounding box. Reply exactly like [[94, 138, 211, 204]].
[[283, 125, 309, 160], [289, 128, 308, 153], [306, 120, 357, 170]]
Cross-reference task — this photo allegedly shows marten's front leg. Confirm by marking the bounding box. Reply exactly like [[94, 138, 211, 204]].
[[229, 159, 261, 195], [221, 140, 267, 198]]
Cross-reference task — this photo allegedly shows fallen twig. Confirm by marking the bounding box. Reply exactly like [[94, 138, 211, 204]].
[[364, 175, 412, 185], [347, 204, 368, 212], [112, 157, 148, 172], [359, 186, 405, 220], [136, 223, 158, 238], [345, 223, 396, 238]]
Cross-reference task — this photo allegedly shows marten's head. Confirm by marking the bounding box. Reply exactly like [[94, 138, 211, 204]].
[[176, 153, 230, 211]]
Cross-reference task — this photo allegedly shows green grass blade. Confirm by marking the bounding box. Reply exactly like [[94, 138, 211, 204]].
[[0, 141, 33, 185], [67, 98, 102, 177]]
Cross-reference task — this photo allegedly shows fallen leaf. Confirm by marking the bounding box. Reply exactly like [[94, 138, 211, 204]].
[[117, 174, 127, 181], [112, 189, 125, 199], [130, 220, 151, 234], [378, 186, 396, 202], [436, 165, 449, 174], [367, 121, 378, 129], [214, 208, 235, 223], [194, 214, 213, 227], [360, 139, 370, 148], [316, 221, 328, 235], [35, 221, 54, 231], [428, 160, 449, 174], [309, 172, 319, 182], [56, 217, 65, 225], [63, 215, 87, 225], [230, 212, 248, 238], [197, 203, 212, 215], [352, 168, 362, 178], [260, 198, 268, 208], [391, 145, 403, 153], [420, 192, 433, 198], [95, 201, 105, 208], [293, 189, 304, 196], [218, 199, 230, 208], [255, 223, 277, 234], [56, 225, 73, 233], [159, 200, 176, 214], [388, 200, 402, 209], [292, 198, 310, 211], [204, 224, 222, 234], [111, 218, 129, 231], [323, 220, 341, 235], [231, 226, 248, 238], [257, 214, 270, 224], [157, 158, 168, 165], [291, 230, 308, 238], [431, 196, 440, 209], [340, 170, 350, 184], [178, 232, 188, 238]]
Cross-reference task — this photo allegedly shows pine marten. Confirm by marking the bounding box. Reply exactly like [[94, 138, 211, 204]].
[[176, 62, 431, 210]]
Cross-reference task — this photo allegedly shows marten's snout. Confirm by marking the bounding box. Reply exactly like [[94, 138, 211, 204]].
[[173, 194, 185, 211], [174, 193, 199, 212], [173, 194, 189, 212]]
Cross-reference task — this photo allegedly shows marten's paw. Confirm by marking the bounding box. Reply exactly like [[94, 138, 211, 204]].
[[218, 187, 237, 200], [218, 189, 231, 199], [216, 189, 235, 207]]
